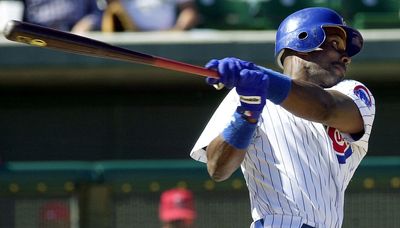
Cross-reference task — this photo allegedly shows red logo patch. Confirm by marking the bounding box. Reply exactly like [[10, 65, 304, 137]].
[[327, 127, 352, 164]]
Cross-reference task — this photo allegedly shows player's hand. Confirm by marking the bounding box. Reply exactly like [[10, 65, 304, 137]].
[[204, 57, 292, 116], [236, 69, 269, 113], [204, 58, 269, 118], [205, 57, 256, 89]]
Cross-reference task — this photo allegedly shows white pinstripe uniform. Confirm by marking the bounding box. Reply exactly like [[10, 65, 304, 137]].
[[191, 79, 376, 228]]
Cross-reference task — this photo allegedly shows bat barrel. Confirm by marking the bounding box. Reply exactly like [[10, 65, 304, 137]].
[[3, 20, 219, 79]]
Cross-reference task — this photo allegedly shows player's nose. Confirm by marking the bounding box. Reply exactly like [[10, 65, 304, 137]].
[[341, 55, 351, 65]]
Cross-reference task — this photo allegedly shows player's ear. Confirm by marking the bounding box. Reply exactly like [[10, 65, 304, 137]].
[[282, 50, 307, 66]]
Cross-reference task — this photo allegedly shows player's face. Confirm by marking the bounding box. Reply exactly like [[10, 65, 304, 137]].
[[301, 27, 351, 88]]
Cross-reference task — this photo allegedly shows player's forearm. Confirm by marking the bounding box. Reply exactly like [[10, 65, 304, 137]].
[[206, 135, 246, 182], [281, 79, 363, 133], [281, 79, 334, 121]]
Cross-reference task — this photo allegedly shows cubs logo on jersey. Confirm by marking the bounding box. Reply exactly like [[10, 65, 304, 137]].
[[354, 85, 372, 107], [327, 126, 353, 164]]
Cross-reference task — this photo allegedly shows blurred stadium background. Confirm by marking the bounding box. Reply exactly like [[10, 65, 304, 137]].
[[0, 0, 399, 227]]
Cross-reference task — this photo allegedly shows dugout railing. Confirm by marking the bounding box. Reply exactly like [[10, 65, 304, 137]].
[[0, 157, 399, 228]]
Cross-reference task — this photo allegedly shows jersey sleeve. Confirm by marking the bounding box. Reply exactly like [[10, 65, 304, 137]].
[[327, 79, 376, 151], [190, 90, 239, 163]]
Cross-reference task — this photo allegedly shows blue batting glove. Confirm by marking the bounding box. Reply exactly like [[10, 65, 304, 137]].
[[205, 59, 221, 86], [236, 69, 269, 118], [204, 58, 292, 120], [221, 69, 268, 148], [205, 57, 256, 89]]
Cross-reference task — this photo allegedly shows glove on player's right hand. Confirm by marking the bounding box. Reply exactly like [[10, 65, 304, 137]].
[[205, 57, 256, 89], [205, 58, 269, 115]]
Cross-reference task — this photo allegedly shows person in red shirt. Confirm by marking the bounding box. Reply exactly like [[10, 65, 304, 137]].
[[159, 188, 196, 228]]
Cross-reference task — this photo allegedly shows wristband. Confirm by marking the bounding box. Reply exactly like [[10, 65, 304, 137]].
[[257, 67, 292, 104], [237, 106, 262, 120], [222, 111, 258, 149]]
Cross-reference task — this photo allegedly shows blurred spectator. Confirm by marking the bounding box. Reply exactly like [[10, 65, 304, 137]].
[[39, 201, 70, 228], [22, 0, 104, 33], [102, 0, 198, 32], [159, 188, 196, 228], [0, 0, 24, 32]]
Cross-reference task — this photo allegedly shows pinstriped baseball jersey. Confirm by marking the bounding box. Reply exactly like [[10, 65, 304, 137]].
[[191, 79, 375, 228]]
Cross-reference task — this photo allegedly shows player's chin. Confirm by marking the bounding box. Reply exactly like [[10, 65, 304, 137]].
[[320, 73, 344, 88], [326, 67, 345, 83], [332, 63, 346, 77]]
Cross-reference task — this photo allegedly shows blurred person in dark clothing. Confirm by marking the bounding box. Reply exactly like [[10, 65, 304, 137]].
[[22, 0, 104, 33]]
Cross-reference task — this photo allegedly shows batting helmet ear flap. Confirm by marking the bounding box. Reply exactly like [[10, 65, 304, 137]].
[[275, 20, 327, 68], [275, 26, 326, 68]]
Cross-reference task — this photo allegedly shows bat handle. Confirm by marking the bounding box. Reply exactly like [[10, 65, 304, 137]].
[[154, 57, 219, 79]]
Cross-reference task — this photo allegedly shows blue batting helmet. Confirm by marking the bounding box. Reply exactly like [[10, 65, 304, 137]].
[[275, 7, 363, 68]]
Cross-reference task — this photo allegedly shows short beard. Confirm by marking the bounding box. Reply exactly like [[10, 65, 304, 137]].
[[304, 65, 343, 88]]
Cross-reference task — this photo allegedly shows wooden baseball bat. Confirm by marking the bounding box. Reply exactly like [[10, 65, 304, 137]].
[[3, 20, 219, 78]]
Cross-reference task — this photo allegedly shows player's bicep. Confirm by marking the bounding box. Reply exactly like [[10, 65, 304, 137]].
[[325, 90, 364, 134]]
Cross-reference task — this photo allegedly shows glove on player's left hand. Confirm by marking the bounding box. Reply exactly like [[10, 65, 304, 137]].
[[236, 69, 269, 113]]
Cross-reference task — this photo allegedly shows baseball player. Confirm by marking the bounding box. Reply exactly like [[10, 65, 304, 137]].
[[191, 7, 376, 228]]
